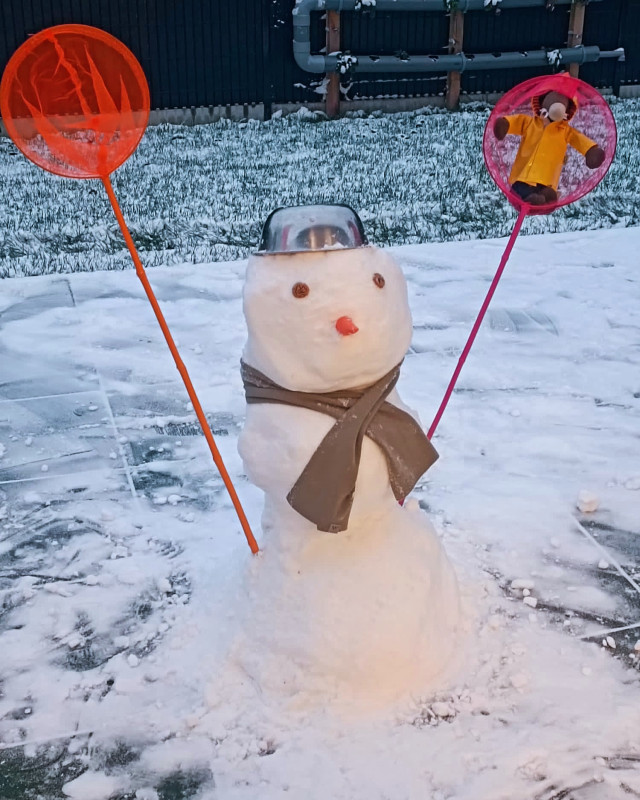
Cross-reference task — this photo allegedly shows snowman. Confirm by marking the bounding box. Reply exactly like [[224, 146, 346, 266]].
[[235, 205, 460, 708]]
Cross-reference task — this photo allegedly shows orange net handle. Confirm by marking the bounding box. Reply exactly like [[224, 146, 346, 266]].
[[102, 175, 259, 554]]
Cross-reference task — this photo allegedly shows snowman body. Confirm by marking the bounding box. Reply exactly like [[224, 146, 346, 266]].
[[236, 246, 460, 707]]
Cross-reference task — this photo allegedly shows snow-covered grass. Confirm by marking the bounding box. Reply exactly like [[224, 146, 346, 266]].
[[0, 98, 638, 279]]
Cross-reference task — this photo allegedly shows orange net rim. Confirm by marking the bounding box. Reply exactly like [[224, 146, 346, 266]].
[[0, 23, 151, 179]]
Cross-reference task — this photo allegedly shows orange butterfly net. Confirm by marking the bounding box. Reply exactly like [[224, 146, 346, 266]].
[[1, 24, 148, 178], [0, 25, 258, 553]]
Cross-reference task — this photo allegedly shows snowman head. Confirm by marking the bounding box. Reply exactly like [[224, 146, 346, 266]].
[[242, 205, 413, 393]]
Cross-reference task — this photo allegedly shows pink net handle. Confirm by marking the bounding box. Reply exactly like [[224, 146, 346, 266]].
[[483, 75, 617, 215]]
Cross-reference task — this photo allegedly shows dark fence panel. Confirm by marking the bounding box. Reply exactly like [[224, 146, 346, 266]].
[[341, 10, 449, 100], [581, 0, 640, 90], [461, 4, 572, 94], [0, 0, 638, 111], [267, 0, 322, 105], [0, 0, 268, 109]]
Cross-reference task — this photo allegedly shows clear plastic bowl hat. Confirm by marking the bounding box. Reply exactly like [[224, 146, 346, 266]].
[[258, 204, 368, 254]]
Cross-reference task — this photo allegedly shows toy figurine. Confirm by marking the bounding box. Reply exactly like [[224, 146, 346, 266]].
[[493, 72, 605, 205]]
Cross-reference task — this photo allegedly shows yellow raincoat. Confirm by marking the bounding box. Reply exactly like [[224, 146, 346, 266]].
[[505, 115, 596, 190]]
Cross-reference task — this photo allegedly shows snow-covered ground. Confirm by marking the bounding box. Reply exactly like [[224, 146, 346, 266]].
[[1, 225, 640, 799]]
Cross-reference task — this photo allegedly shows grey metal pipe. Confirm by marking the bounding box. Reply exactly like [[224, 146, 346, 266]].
[[292, 0, 602, 25], [292, 0, 612, 75], [294, 45, 613, 74]]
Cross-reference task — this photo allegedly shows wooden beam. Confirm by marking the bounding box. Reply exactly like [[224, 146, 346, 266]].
[[445, 10, 464, 111], [326, 10, 341, 118], [261, 0, 273, 120], [567, 1, 586, 78]]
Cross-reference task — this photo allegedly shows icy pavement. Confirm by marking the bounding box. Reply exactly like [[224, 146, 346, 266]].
[[1, 226, 639, 799]]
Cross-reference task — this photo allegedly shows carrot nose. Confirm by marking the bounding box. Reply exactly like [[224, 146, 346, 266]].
[[335, 316, 359, 336]]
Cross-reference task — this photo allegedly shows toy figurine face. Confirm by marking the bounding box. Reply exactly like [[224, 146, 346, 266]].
[[540, 91, 570, 122]]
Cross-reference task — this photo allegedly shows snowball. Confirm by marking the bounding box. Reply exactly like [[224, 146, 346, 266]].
[[577, 490, 599, 513], [431, 702, 455, 718], [597, 559, 610, 570], [511, 579, 535, 590], [523, 597, 538, 608], [63, 772, 122, 800], [136, 790, 159, 800]]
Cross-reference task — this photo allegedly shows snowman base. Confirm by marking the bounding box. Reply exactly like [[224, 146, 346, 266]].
[[229, 499, 461, 711]]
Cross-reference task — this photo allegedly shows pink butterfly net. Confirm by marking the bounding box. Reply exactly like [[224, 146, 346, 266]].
[[483, 73, 617, 215]]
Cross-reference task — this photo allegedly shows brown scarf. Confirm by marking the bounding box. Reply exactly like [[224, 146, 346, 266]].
[[241, 360, 438, 533]]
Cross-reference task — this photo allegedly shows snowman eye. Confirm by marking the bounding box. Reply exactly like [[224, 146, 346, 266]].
[[373, 273, 385, 289], [292, 282, 310, 299]]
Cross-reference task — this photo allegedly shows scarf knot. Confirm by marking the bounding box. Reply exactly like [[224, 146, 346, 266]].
[[241, 360, 438, 532]]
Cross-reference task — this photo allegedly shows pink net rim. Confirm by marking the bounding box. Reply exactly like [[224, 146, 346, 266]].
[[483, 74, 617, 216]]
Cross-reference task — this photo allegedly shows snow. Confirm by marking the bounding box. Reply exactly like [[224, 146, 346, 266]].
[[62, 771, 123, 800], [0, 225, 639, 797], [577, 489, 600, 513]]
